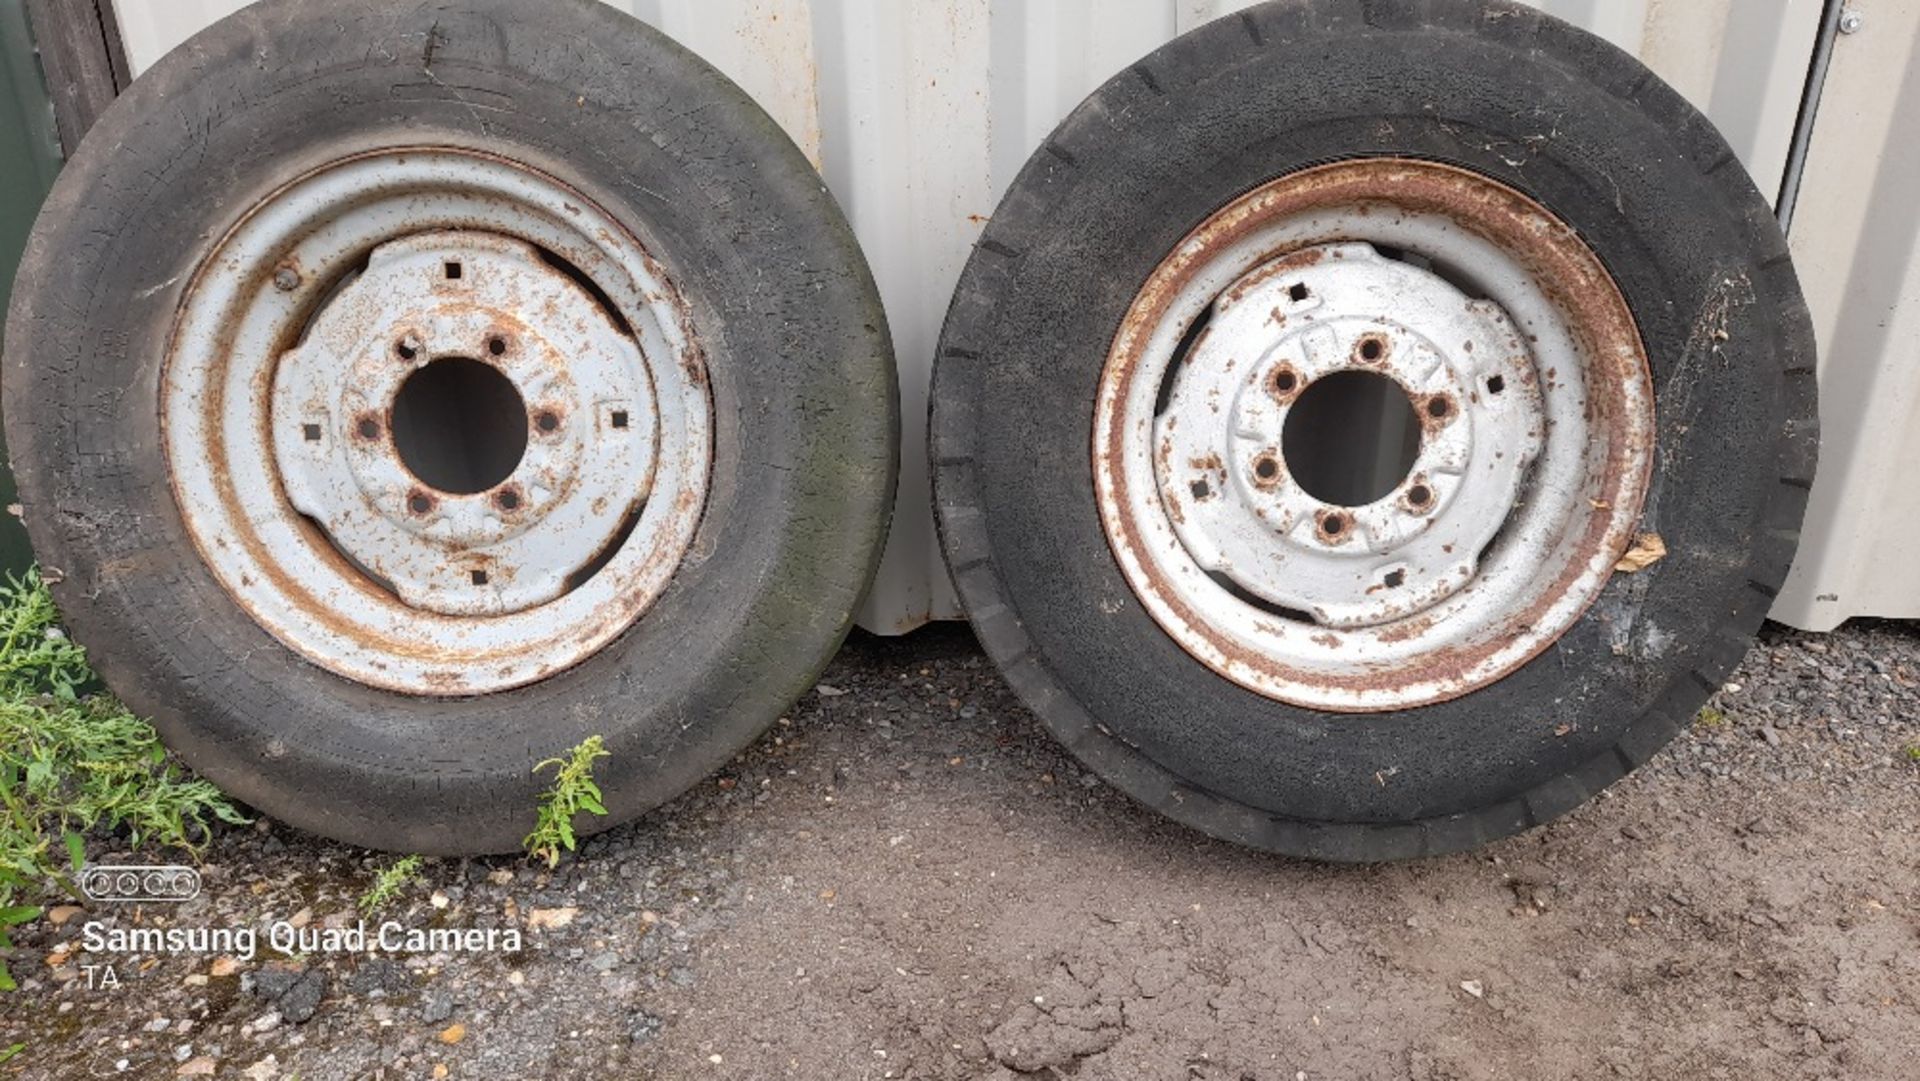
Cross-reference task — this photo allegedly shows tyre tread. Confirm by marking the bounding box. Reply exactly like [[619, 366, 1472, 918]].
[[930, 0, 1817, 862]]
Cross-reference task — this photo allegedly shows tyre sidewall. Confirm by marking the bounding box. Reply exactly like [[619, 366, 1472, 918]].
[[934, 1, 1815, 854], [4, 0, 897, 852]]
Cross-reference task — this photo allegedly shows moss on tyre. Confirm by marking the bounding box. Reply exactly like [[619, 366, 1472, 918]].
[[932, 0, 1816, 861], [3, 0, 897, 854]]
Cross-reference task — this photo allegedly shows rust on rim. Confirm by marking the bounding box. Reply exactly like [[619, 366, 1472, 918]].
[[1093, 158, 1655, 712], [160, 146, 713, 695]]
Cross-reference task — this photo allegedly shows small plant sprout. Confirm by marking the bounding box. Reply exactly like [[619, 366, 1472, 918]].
[[1694, 706, 1727, 728], [524, 736, 611, 868], [358, 854, 425, 916]]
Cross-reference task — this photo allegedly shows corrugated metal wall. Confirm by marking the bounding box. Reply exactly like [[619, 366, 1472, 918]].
[[1772, 0, 1920, 631], [113, 1, 1834, 633]]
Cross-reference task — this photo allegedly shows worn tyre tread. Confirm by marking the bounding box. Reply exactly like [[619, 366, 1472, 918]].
[[5, 0, 898, 854], [930, 0, 1817, 860]]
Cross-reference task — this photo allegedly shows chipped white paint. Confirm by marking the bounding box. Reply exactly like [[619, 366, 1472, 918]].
[[1091, 161, 1655, 711], [273, 232, 662, 617], [1146, 241, 1548, 630], [162, 150, 712, 694]]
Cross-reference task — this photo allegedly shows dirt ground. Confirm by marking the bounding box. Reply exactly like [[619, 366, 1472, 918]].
[[2, 619, 1916, 1080]]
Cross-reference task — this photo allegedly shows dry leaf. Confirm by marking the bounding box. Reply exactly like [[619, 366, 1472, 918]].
[[439, 1023, 467, 1045], [1615, 532, 1667, 573], [210, 956, 242, 977], [525, 906, 577, 930]]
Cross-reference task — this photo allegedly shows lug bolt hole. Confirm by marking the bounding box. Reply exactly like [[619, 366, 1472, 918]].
[[1408, 484, 1433, 508], [396, 337, 420, 361], [487, 336, 508, 357], [1357, 336, 1386, 362], [1426, 396, 1451, 419], [1321, 513, 1347, 536], [1271, 369, 1298, 395], [495, 489, 521, 511], [357, 417, 381, 440], [408, 492, 433, 515], [1252, 454, 1281, 485], [535, 411, 560, 433]]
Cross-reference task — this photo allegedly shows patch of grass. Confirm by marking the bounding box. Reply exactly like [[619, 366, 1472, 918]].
[[523, 735, 610, 869], [1694, 706, 1727, 728], [0, 569, 247, 989], [1903, 744, 1920, 763], [358, 854, 424, 916]]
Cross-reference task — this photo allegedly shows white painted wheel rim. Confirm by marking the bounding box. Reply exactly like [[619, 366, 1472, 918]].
[[163, 149, 712, 695], [1094, 160, 1655, 713]]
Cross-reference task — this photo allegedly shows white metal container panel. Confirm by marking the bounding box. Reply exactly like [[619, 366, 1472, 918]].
[[113, 0, 1827, 633], [1771, 0, 1920, 631]]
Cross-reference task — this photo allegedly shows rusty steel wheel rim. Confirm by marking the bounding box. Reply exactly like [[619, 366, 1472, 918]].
[[1093, 159, 1655, 712], [162, 148, 713, 695]]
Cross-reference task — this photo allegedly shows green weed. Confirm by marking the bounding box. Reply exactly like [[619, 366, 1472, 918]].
[[0, 569, 247, 989], [1694, 706, 1727, 728], [523, 735, 610, 868], [358, 854, 424, 916]]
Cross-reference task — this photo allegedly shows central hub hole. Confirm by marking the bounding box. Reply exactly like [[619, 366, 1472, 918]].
[[390, 357, 528, 495], [1281, 370, 1422, 507]]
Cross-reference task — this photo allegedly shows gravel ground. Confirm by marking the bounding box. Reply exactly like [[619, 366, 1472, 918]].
[[2, 619, 1916, 1080]]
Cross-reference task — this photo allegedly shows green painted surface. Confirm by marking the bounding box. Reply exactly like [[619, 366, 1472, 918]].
[[0, 0, 62, 576]]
